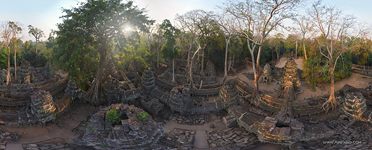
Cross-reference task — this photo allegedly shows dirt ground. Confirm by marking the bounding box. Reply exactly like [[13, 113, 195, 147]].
[[0, 125, 49, 138]]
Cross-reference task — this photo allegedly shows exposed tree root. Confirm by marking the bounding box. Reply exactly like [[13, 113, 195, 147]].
[[251, 90, 261, 107], [321, 97, 339, 113]]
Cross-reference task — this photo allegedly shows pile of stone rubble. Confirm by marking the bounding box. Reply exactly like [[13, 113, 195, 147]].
[[0, 128, 22, 149], [173, 113, 211, 125], [207, 127, 258, 149]]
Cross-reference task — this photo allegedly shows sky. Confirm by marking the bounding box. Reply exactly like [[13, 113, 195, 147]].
[[0, 0, 371, 41]]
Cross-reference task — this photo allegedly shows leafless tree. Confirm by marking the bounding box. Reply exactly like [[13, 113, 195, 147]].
[[295, 16, 314, 59], [28, 25, 44, 53], [0, 22, 11, 85], [216, 13, 237, 81], [9, 22, 22, 82], [176, 10, 215, 88], [0, 21, 20, 85], [309, 1, 355, 112], [224, 0, 301, 106]]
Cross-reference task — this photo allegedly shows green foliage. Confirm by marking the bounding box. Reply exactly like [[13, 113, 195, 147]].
[[101, 143, 108, 147], [86, 126, 94, 130], [106, 109, 121, 125], [0, 47, 8, 69], [137, 111, 149, 121], [322, 53, 352, 82], [114, 34, 151, 72], [160, 19, 180, 61], [302, 56, 322, 88], [54, 0, 153, 90]]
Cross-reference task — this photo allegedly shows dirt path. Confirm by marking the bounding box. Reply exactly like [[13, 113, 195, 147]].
[[2, 105, 90, 146], [163, 114, 226, 149]]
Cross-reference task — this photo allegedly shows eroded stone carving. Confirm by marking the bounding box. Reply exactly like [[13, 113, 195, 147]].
[[260, 63, 273, 84]]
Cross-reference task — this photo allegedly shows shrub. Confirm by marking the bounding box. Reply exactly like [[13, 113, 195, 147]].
[[137, 111, 149, 121], [106, 109, 121, 125], [86, 126, 94, 130]]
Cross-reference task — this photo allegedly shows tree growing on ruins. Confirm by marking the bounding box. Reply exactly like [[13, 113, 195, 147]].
[[9, 22, 22, 82], [217, 13, 236, 81], [54, 0, 153, 105], [27, 25, 44, 54], [295, 16, 314, 60], [224, 0, 302, 106], [176, 10, 218, 88], [0, 21, 21, 85], [160, 19, 180, 83], [309, 1, 355, 112]]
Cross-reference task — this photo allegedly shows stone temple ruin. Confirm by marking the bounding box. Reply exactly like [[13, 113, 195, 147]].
[[260, 63, 273, 84], [341, 92, 371, 122], [29, 90, 56, 124], [0, 60, 76, 126], [0, 56, 372, 149], [82, 104, 165, 149]]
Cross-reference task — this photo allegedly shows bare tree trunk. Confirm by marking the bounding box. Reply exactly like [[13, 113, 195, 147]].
[[224, 38, 229, 79], [232, 54, 235, 69], [172, 59, 175, 83], [157, 38, 160, 68], [303, 39, 307, 59], [35, 40, 38, 54], [147, 33, 152, 67], [14, 47, 16, 81], [87, 41, 107, 105], [271, 46, 274, 61], [186, 43, 192, 82], [228, 54, 232, 71], [276, 50, 280, 61], [201, 49, 204, 75], [6, 46, 10, 85], [322, 65, 339, 112], [295, 40, 298, 59], [190, 45, 203, 88]]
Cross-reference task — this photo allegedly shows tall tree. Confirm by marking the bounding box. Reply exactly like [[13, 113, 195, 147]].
[[27, 25, 44, 54], [176, 10, 215, 88], [269, 33, 284, 61], [309, 1, 355, 112], [217, 13, 236, 81], [46, 30, 56, 63], [224, 0, 301, 106], [55, 0, 153, 105], [1, 21, 19, 85], [295, 16, 314, 59], [160, 19, 180, 83], [9, 22, 22, 82]]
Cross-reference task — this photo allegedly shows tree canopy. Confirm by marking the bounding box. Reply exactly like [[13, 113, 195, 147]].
[[54, 0, 153, 104]]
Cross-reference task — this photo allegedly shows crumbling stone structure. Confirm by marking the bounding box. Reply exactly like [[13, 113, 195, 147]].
[[106, 59, 120, 79], [103, 75, 120, 104], [282, 58, 300, 90], [18, 60, 31, 84], [205, 61, 216, 77], [30, 90, 56, 123], [141, 67, 155, 91], [43, 62, 53, 80], [169, 87, 193, 115], [82, 104, 165, 149], [260, 63, 273, 84], [341, 92, 367, 120], [0, 69, 6, 85], [219, 80, 238, 107], [65, 79, 82, 101]]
